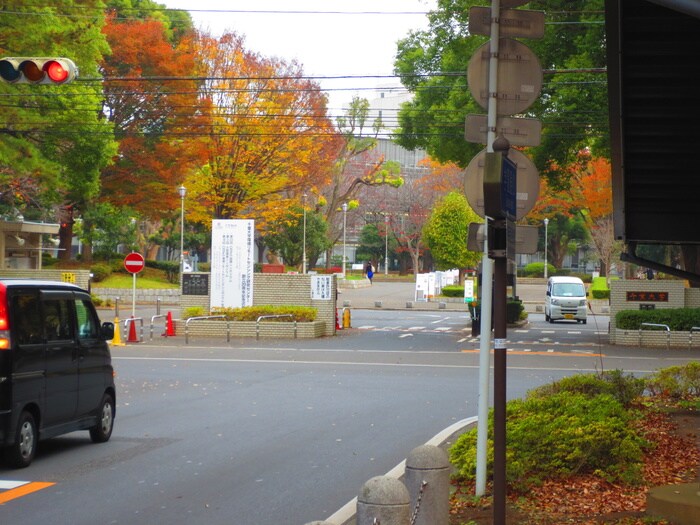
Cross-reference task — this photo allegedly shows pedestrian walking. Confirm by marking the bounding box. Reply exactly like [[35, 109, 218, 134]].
[[365, 261, 374, 285]]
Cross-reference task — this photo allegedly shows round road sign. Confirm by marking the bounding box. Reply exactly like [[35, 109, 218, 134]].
[[467, 38, 543, 116], [464, 148, 540, 221], [124, 252, 145, 274]]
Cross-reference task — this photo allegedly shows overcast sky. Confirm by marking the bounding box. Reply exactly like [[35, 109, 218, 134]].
[[160, 0, 437, 114]]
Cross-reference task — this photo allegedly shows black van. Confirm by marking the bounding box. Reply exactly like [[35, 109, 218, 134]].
[[0, 279, 116, 468]]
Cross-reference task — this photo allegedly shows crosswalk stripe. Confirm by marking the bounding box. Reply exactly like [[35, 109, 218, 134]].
[[0, 481, 54, 504]]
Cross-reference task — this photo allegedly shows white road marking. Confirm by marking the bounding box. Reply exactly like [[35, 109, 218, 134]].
[[0, 481, 28, 490]]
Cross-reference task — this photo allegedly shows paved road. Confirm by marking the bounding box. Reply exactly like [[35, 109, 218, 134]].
[[2, 317, 696, 524], [338, 279, 568, 313]]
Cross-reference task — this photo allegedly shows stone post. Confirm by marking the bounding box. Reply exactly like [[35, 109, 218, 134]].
[[405, 445, 450, 525], [357, 475, 410, 525]]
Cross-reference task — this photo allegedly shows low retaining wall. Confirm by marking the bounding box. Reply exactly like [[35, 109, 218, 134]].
[[614, 328, 700, 349], [94, 287, 180, 304], [174, 319, 327, 339]]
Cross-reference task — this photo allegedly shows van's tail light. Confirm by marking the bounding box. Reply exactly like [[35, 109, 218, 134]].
[[0, 284, 9, 349]]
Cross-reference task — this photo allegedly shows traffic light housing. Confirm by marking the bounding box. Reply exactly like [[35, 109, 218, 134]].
[[0, 57, 78, 85]]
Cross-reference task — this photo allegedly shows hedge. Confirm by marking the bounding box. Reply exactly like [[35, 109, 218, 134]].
[[441, 285, 464, 298], [616, 308, 700, 331], [589, 276, 610, 299]]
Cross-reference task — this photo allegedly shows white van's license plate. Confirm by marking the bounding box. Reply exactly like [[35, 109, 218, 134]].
[[564, 314, 574, 319]]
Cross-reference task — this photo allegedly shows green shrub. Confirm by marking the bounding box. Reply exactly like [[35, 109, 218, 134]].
[[591, 289, 610, 299], [441, 285, 464, 298], [90, 263, 112, 283], [182, 306, 206, 319], [146, 260, 179, 283], [616, 308, 700, 331], [589, 276, 610, 299], [451, 391, 646, 490], [528, 370, 645, 409], [645, 362, 700, 399], [521, 262, 556, 278], [211, 305, 317, 322], [90, 294, 112, 307]]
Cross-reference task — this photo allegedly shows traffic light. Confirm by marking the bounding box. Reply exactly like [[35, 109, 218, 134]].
[[0, 57, 78, 84]]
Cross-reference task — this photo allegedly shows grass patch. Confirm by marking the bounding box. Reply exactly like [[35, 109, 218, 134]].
[[92, 271, 178, 289]]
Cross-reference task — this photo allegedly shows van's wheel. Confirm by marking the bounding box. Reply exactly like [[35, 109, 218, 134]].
[[5, 411, 37, 468], [583, 319, 587, 325], [90, 393, 114, 443]]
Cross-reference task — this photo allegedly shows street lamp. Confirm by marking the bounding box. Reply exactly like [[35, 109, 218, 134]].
[[384, 214, 389, 275], [178, 185, 186, 283], [543, 217, 549, 280], [302, 193, 307, 274], [342, 202, 348, 277]]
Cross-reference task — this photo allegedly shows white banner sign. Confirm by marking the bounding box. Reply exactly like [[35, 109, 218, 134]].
[[210, 219, 254, 309], [311, 275, 333, 300]]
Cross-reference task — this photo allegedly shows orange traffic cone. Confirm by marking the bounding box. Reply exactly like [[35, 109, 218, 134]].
[[127, 317, 139, 343], [163, 311, 176, 337]]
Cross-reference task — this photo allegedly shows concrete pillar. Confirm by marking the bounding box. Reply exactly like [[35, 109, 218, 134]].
[[357, 475, 410, 525], [405, 445, 450, 525]]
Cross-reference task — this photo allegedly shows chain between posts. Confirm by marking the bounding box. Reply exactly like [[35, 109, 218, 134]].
[[409, 480, 428, 525]]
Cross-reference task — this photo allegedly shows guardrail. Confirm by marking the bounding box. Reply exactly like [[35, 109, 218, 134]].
[[185, 315, 230, 344], [256, 314, 297, 340], [150, 314, 167, 340], [639, 322, 670, 350], [689, 326, 700, 349]]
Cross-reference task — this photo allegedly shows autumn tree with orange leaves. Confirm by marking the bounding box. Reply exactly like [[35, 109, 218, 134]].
[[100, 14, 206, 259], [529, 152, 620, 275], [186, 31, 336, 236]]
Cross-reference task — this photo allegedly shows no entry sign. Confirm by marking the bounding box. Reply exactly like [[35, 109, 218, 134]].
[[124, 252, 145, 274]]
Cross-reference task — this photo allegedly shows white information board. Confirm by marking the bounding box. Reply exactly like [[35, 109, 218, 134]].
[[311, 275, 333, 300], [464, 278, 475, 303], [210, 219, 254, 310], [415, 273, 430, 302]]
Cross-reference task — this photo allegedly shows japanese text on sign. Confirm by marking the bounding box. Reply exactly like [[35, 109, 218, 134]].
[[210, 219, 254, 309], [311, 275, 332, 300], [626, 291, 669, 302]]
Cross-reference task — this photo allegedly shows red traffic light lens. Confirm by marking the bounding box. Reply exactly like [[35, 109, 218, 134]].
[[44, 60, 68, 83]]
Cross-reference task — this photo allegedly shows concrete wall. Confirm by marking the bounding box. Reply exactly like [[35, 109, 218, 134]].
[[0, 268, 92, 289], [180, 273, 337, 337]]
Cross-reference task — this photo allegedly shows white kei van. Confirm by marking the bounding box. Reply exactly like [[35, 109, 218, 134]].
[[545, 276, 587, 324]]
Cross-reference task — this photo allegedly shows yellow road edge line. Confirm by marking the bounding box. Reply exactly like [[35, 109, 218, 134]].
[[0, 481, 55, 505]]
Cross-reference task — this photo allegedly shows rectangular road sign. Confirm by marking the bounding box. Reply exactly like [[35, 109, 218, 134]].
[[465, 114, 541, 147], [468, 7, 545, 39]]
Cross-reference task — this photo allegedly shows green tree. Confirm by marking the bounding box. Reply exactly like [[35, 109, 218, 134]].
[[78, 202, 138, 260], [394, 0, 608, 187], [422, 192, 482, 280], [0, 1, 118, 261], [356, 223, 398, 270], [263, 207, 329, 270]]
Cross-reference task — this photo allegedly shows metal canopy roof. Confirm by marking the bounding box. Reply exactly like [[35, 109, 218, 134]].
[[606, 0, 700, 244]]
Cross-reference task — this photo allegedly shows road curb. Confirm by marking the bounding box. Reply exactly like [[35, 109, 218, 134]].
[[324, 416, 478, 525]]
